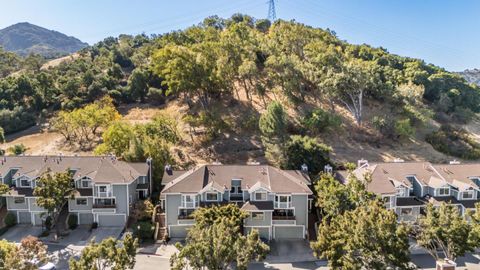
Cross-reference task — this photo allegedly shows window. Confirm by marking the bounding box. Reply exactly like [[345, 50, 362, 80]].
[[400, 208, 412, 215], [14, 197, 25, 204], [20, 179, 31, 187], [275, 195, 291, 208], [254, 192, 267, 201], [181, 194, 197, 208], [251, 212, 264, 220], [81, 181, 90, 188], [94, 198, 115, 206], [76, 198, 87, 205], [99, 186, 107, 192], [230, 179, 242, 194], [462, 191, 474, 200], [206, 192, 218, 201], [396, 187, 408, 197], [437, 187, 450, 196]]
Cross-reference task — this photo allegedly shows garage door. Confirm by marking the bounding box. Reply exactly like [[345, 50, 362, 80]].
[[33, 213, 46, 226], [78, 213, 94, 225], [245, 227, 270, 240], [97, 214, 125, 227], [169, 225, 191, 238], [274, 226, 304, 239], [18, 211, 31, 224]]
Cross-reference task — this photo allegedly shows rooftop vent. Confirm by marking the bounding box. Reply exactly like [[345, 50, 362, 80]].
[[449, 160, 461, 165], [324, 164, 333, 174], [357, 159, 368, 168], [212, 160, 222, 165], [301, 163, 308, 172], [393, 158, 404, 163], [164, 164, 172, 175]]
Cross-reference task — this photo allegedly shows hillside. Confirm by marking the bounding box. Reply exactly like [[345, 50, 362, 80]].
[[1, 14, 480, 170], [0, 22, 88, 58], [459, 69, 480, 86]]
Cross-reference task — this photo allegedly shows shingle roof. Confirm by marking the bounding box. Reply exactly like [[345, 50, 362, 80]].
[[161, 164, 312, 195], [0, 156, 148, 184], [241, 201, 274, 211]]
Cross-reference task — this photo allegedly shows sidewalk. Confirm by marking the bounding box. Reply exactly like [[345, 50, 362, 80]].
[[137, 240, 180, 259]]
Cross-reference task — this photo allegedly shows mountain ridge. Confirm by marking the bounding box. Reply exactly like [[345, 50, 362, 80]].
[[0, 22, 88, 58]]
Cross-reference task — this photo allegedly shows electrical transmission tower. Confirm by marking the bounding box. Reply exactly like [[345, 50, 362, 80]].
[[268, 0, 276, 21]]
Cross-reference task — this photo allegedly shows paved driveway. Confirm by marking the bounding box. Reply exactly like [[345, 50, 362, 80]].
[[266, 239, 318, 263], [2, 225, 43, 242]]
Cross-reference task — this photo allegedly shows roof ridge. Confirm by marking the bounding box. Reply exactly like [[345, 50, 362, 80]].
[[163, 165, 205, 193]]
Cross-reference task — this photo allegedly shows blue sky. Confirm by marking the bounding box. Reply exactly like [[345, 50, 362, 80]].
[[0, 0, 479, 71]]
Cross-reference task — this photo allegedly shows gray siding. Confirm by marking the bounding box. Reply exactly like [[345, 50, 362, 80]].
[[78, 213, 94, 225], [274, 226, 304, 239], [112, 185, 128, 214], [97, 214, 125, 227], [127, 181, 137, 212], [170, 225, 191, 238], [28, 197, 47, 212], [6, 196, 28, 210], [245, 227, 270, 240], [292, 195, 307, 227], [18, 211, 31, 224], [244, 211, 272, 227], [412, 179, 423, 197], [69, 197, 93, 211], [166, 194, 182, 226]]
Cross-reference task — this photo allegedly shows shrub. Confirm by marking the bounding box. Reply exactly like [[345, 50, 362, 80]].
[[134, 221, 155, 240], [7, 144, 27, 155], [147, 87, 165, 105], [301, 108, 341, 134], [284, 135, 332, 175], [4, 212, 16, 227], [67, 214, 78, 230], [134, 199, 155, 222], [426, 125, 480, 159], [394, 119, 415, 140]]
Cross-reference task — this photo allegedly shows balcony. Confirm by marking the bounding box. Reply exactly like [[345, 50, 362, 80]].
[[93, 198, 116, 208], [94, 191, 113, 198], [180, 201, 198, 208], [273, 209, 295, 220], [178, 209, 195, 220], [274, 201, 292, 209]]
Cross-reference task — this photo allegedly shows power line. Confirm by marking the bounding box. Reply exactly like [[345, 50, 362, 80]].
[[268, 0, 276, 21]]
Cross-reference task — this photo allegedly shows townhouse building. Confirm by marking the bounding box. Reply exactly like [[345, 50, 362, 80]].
[[2, 155, 151, 227], [337, 160, 480, 222], [160, 164, 313, 240]]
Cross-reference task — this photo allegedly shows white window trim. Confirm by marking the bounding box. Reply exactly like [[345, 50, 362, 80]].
[[254, 191, 267, 201], [230, 179, 243, 194], [18, 177, 31, 188], [14, 197, 26, 204], [436, 187, 450, 196], [180, 194, 197, 208], [461, 190, 474, 200], [251, 211, 265, 221], [275, 195, 292, 208], [205, 192, 219, 202]]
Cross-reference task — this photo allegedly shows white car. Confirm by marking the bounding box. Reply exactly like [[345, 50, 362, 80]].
[[38, 262, 56, 270]]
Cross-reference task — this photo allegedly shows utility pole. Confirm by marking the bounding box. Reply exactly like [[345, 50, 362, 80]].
[[268, 0, 276, 21]]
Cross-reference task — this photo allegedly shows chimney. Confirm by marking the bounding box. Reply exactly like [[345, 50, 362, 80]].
[[449, 160, 460, 165], [301, 163, 308, 173], [357, 159, 368, 168], [324, 164, 333, 174]]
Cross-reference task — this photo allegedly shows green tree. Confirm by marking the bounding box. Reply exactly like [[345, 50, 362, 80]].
[[259, 101, 287, 166], [33, 169, 75, 239], [416, 203, 480, 262], [0, 236, 48, 270], [311, 200, 412, 270], [284, 135, 331, 175], [170, 205, 269, 270], [69, 233, 138, 270], [128, 68, 149, 102], [94, 121, 134, 156]]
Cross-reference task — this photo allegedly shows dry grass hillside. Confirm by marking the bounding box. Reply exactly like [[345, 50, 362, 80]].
[[2, 89, 472, 165]]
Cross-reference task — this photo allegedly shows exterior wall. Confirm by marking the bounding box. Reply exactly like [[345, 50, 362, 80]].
[[69, 197, 94, 211], [6, 196, 28, 210], [223, 191, 230, 201], [27, 197, 47, 212], [112, 185, 128, 215], [169, 225, 192, 238], [78, 213, 94, 225], [17, 211, 31, 224], [166, 194, 182, 226], [127, 181, 137, 212], [244, 211, 272, 227], [395, 206, 422, 222], [292, 195, 307, 227], [411, 180, 423, 197], [97, 214, 126, 227], [243, 190, 250, 201]]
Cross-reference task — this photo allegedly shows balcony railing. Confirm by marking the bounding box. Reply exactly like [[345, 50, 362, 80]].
[[180, 201, 198, 208], [93, 198, 116, 208], [274, 202, 292, 209], [93, 204, 116, 209], [272, 215, 296, 220], [178, 214, 195, 220]]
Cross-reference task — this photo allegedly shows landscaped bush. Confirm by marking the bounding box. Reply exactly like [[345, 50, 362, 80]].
[[301, 108, 341, 134], [67, 214, 78, 230], [4, 212, 16, 227], [426, 125, 480, 159], [134, 221, 155, 240]]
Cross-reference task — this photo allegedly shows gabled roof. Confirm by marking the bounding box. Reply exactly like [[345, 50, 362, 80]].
[[0, 156, 148, 184], [161, 164, 312, 195]]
